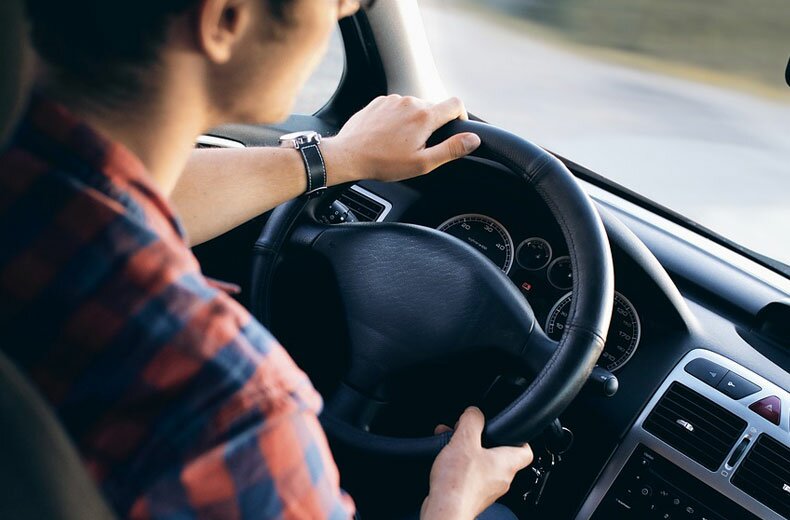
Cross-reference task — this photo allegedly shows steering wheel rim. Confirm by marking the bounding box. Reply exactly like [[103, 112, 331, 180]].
[[251, 119, 614, 458]]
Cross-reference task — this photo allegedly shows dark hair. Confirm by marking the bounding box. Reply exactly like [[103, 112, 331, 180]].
[[25, 0, 290, 104]]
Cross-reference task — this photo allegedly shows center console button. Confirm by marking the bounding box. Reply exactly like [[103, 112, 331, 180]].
[[716, 371, 761, 400], [748, 395, 781, 425], [684, 358, 726, 387]]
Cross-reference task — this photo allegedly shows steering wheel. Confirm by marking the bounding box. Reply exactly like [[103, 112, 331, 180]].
[[250, 120, 614, 457]]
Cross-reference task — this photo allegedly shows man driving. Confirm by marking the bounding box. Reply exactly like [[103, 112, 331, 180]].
[[0, 0, 533, 518]]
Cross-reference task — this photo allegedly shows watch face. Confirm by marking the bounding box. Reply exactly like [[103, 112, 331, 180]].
[[279, 131, 321, 146]]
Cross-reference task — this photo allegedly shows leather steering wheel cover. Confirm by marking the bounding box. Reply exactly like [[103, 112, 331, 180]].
[[431, 121, 614, 446], [251, 119, 614, 455], [251, 197, 310, 327]]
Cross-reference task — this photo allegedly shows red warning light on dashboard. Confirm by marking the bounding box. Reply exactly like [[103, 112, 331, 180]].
[[520, 281, 533, 292]]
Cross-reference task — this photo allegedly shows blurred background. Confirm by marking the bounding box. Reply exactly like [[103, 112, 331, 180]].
[[298, 0, 790, 267]]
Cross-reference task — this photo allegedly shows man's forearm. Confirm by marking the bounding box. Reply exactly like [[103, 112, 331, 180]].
[[172, 139, 355, 246], [172, 95, 480, 246]]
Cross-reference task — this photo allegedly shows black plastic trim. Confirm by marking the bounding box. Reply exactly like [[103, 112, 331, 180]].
[[314, 12, 387, 127]]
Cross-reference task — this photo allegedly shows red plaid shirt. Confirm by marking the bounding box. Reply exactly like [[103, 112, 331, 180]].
[[0, 97, 354, 519]]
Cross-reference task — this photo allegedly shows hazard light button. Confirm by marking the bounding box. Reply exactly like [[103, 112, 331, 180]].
[[749, 395, 781, 425]]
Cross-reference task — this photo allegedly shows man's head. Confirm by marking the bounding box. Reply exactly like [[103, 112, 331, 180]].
[[25, 0, 363, 125]]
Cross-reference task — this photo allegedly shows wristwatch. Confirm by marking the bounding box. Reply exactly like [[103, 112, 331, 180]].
[[279, 131, 327, 198]]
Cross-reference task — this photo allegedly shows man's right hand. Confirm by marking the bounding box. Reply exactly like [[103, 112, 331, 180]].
[[421, 407, 534, 520]]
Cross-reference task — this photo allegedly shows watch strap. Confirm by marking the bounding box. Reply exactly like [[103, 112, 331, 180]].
[[299, 142, 327, 198]]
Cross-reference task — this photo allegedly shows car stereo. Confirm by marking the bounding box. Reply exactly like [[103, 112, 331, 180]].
[[590, 444, 758, 519]]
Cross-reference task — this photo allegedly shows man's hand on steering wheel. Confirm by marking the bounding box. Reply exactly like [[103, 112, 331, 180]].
[[322, 95, 482, 184], [422, 407, 534, 520]]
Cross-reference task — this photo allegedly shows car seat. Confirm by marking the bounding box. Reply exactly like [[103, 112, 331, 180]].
[[0, 1, 116, 518]]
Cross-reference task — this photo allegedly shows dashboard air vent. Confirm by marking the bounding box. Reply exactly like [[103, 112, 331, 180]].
[[643, 382, 747, 471], [338, 187, 387, 222], [732, 434, 790, 518]]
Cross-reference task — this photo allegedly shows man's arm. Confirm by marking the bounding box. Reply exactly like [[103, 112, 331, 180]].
[[172, 95, 482, 246], [172, 144, 331, 246], [128, 312, 356, 520]]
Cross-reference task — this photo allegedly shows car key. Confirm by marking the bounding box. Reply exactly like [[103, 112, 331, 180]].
[[522, 449, 556, 506], [521, 421, 573, 506]]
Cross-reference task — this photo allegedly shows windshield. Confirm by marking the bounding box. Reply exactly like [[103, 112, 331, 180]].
[[420, 0, 790, 267]]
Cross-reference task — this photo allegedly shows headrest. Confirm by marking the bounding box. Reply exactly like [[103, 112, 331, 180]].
[[0, 0, 33, 147], [0, 350, 117, 519]]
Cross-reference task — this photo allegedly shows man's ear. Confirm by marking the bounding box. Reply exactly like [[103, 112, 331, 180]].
[[196, 0, 251, 64]]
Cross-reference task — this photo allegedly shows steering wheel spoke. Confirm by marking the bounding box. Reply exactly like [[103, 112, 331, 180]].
[[324, 382, 386, 431], [518, 326, 560, 374]]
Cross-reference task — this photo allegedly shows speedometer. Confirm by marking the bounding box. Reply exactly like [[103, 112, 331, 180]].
[[438, 214, 514, 273], [545, 291, 641, 372]]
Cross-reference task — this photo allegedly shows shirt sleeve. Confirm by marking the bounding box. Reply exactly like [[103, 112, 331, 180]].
[[0, 100, 353, 520], [121, 288, 353, 519], [119, 278, 355, 520]]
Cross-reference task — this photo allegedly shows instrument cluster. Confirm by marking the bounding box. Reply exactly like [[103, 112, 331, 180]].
[[437, 212, 641, 372]]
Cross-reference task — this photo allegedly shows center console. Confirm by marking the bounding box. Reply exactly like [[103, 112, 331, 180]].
[[576, 350, 790, 519]]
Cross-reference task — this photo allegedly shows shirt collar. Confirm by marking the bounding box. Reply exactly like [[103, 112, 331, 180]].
[[22, 94, 188, 242]]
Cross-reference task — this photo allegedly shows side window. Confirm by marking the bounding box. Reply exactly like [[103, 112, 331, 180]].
[[292, 27, 345, 115]]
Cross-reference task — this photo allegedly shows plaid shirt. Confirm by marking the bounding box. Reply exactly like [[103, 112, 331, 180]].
[[0, 97, 354, 520]]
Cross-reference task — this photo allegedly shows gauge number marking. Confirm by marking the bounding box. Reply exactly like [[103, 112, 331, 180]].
[[545, 291, 641, 372], [437, 214, 514, 273]]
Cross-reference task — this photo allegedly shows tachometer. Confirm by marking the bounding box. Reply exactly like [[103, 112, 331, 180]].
[[438, 214, 514, 273], [545, 291, 641, 372]]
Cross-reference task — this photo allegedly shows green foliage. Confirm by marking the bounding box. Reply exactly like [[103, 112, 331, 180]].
[[473, 0, 790, 87]]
